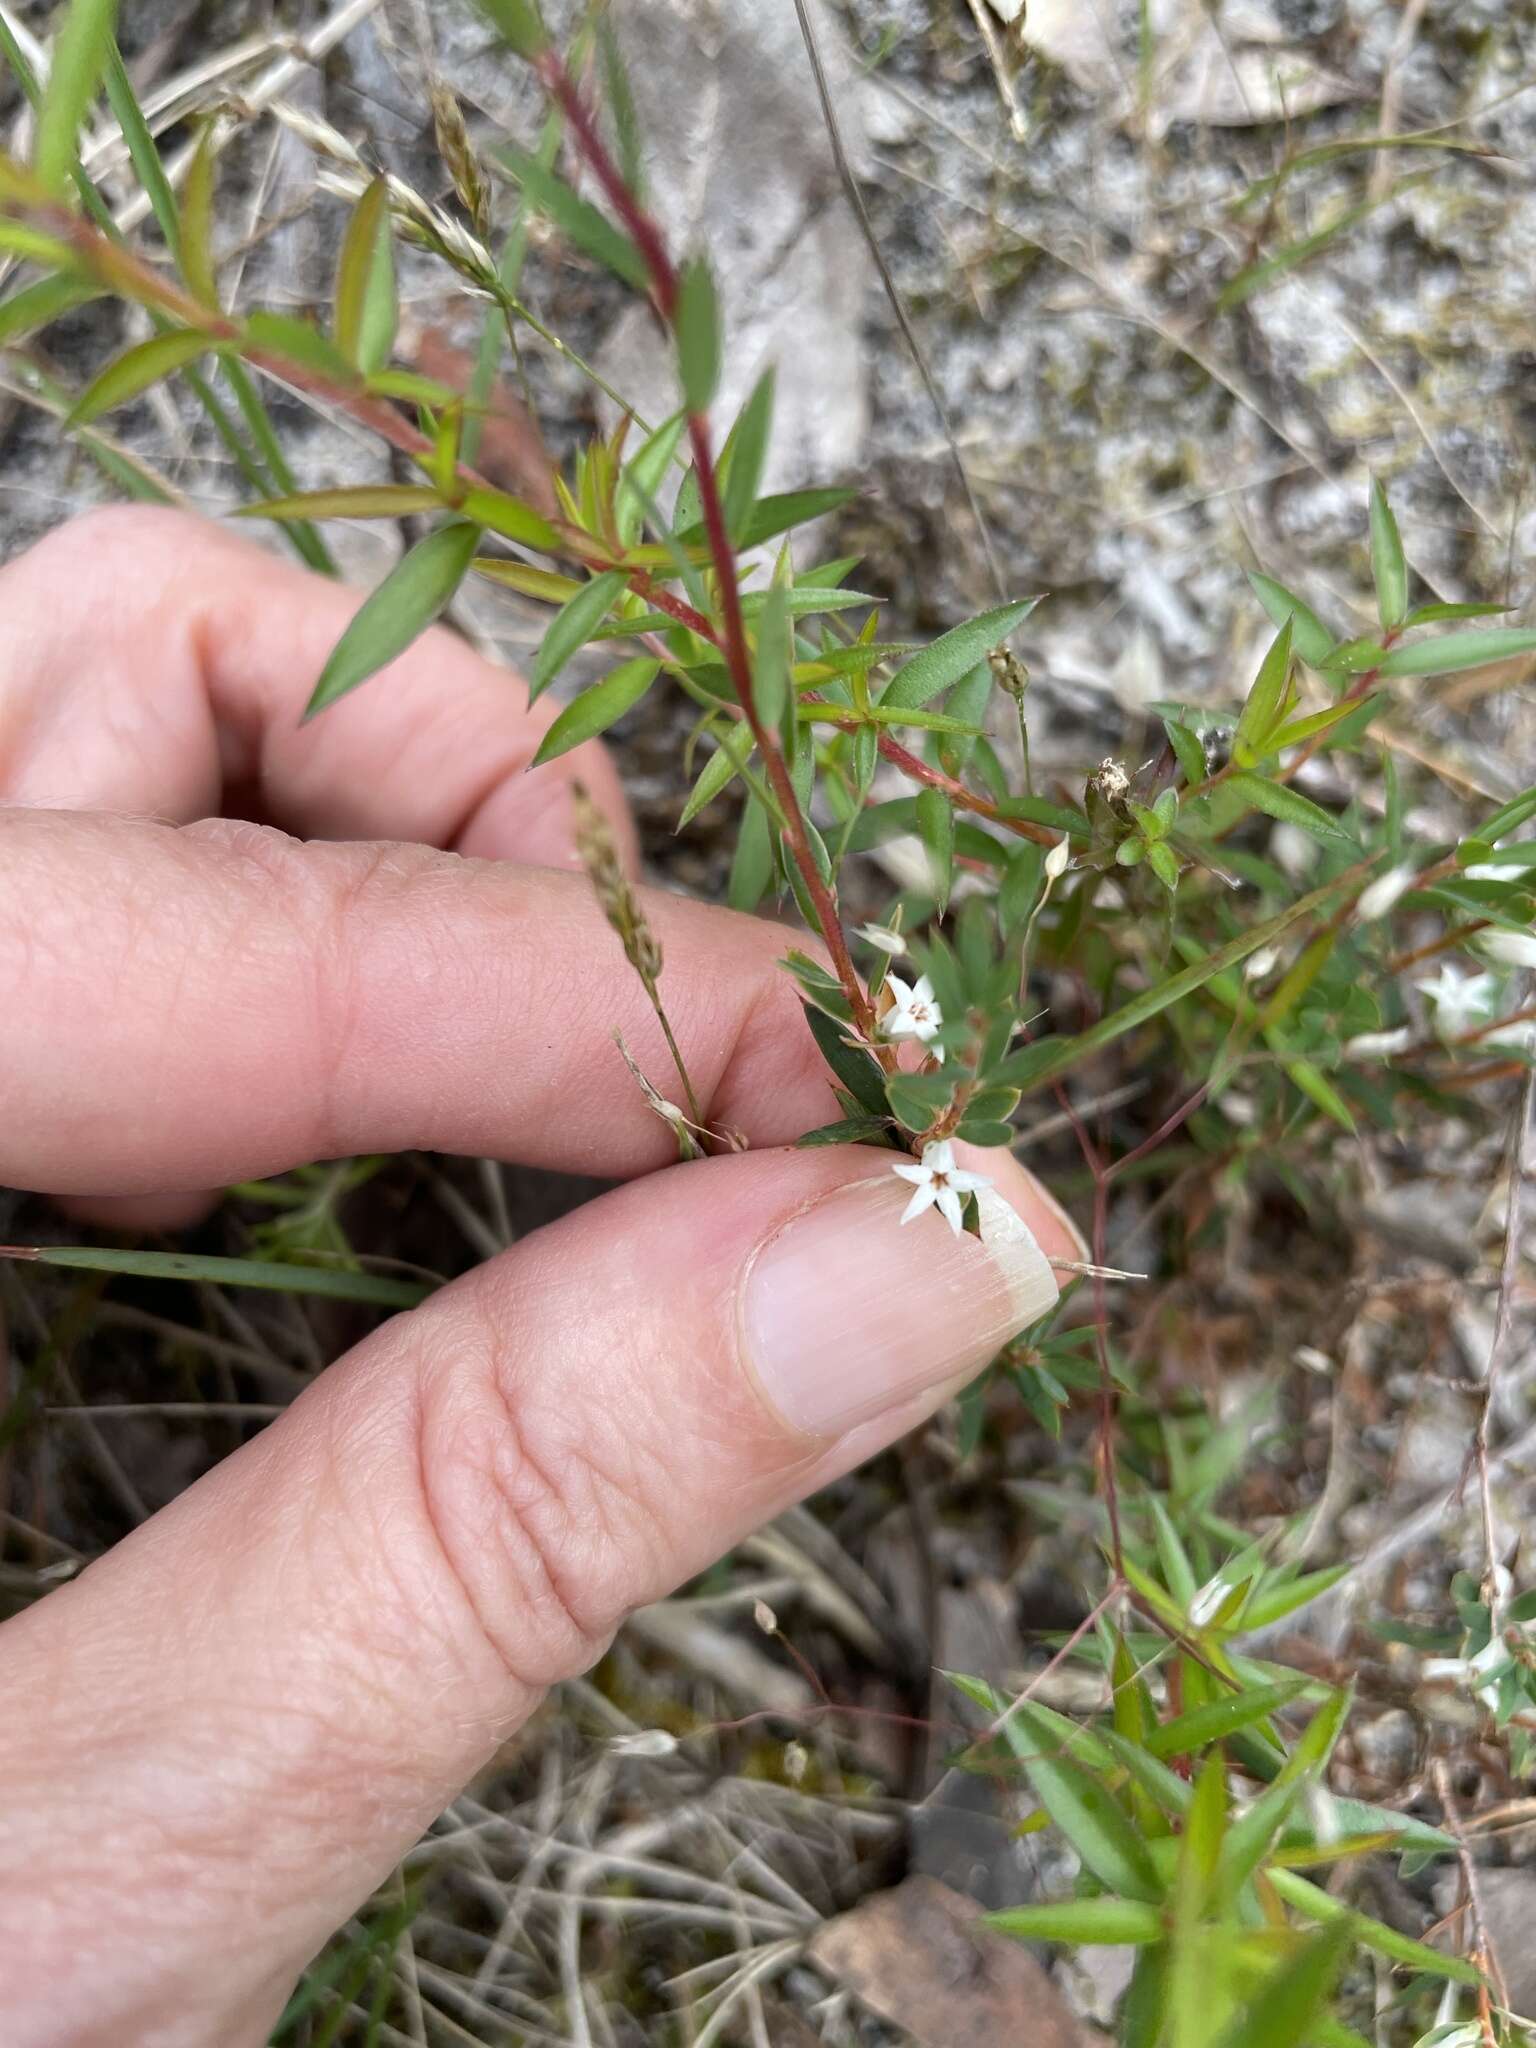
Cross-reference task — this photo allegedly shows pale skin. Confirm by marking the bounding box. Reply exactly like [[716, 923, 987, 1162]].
[[0, 509, 1078, 2047]]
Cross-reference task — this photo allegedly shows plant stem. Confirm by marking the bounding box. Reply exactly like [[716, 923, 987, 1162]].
[[533, 47, 876, 1040]]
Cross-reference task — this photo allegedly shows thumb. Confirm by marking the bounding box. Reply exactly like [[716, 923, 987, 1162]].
[[0, 1142, 1069, 2048]]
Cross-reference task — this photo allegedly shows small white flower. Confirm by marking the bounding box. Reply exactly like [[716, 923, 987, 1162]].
[[609, 1728, 679, 1758], [892, 1140, 992, 1236], [753, 1599, 779, 1635], [1478, 927, 1536, 970], [1243, 946, 1279, 982], [1044, 839, 1072, 880], [1356, 864, 1416, 922], [1464, 862, 1518, 881], [1343, 1027, 1413, 1059], [883, 973, 944, 1060], [1417, 963, 1498, 1039], [857, 922, 907, 957]]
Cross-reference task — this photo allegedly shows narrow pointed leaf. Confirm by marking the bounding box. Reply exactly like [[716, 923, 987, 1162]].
[[531, 569, 628, 698], [802, 1004, 889, 1117], [1226, 772, 1352, 843], [675, 256, 722, 414], [1266, 1869, 1481, 1984], [1018, 1747, 1162, 1903], [883, 600, 1038, 710], [721, 367, 775, 539], [986, 1899, 1164, 1947], [334, 176, 397, 374], [68, 328, 213, 426], [531, 656, 659, 764], [179, 123, 218, 304], [1212, 1919, 1354, 2048], [916, 785, 954, 912], [1147, 1678, 1310, 1759], [1235, 619, 1293, 751], [35, 0, 117, 193], [496, 145, 645, 287], [0, 1243, 425, 1309], [239, 486, 445, 522], [305, 521, 481, 718], [1247, 571, 1335, 667], [1368, 477, 1408, 631], [1377, 627, 1536, 677], [679, 720, 755, 826]]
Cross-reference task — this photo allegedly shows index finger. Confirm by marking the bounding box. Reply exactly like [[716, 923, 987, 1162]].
[[0, 505, 637, 872]]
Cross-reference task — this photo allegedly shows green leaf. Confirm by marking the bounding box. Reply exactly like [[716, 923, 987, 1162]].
[[1403, 599, 1510, 626], [986, 1898, 1165, 1947], [304, 521, 481, 718], [34, 0, 117, 193], [990, 863, 1360, 1093], [1147, 841, 1180, 891], [679, 720, 756, 826], [674, 256, 722, 414], [474, 0, 549, 55], [495, 144, 646, 288], [239, 486, 446, 522], [244, 309, 359, 384], [531, 569, 629, 699], [1216, 1776, 1303, 1896], [2, 1243, 425, 1309], [1266, 1869, 1481, 1985], [727, 791, 773, 913], [457, 485, 561, 552], [721, 368, 775, 541], [803, 1004, 888, 1118], [1226, 772, 1351, 843], [334, 176, 397, 374], [1096, 1728, 1195, 1822], [1377, 627, 1536, 677], [1247, 572, 1334, 668], [1019, 1750, 1163, 1904], [1239, 1565, 1350, 1631], [0, 272, 101, 345], [1235, 619, 1293, 752], [994, 793, 1091, 837], [178, 122, 218, 304], [1368, 477, 1408, 632], [1166, 718, 1207, 786], [916, 786, 954, 913], [795, 1116, 893, 1147], [597, 18, 644, 195], [1212, 1919, 1353, 2048], [531, 656, 659, 764], [67, 328, 213, 426], [882, 600, 1038, 711], [753, 585, 790, 727], [1147, 1678, 1310, 1760], [616, 410, 684, 545], [729, 486, 854, 549]]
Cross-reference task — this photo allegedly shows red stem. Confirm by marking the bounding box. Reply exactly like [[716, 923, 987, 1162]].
[[536, 46, 875, 1037]]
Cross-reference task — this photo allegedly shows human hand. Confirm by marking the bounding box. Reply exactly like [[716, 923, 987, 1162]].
[[0, 509, 1079, 2048]]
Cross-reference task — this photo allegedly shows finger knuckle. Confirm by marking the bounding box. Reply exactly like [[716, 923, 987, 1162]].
[[407, 1286, 671, 1692]]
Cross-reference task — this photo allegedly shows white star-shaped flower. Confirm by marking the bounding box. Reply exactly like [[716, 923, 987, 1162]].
[[882, 973, 944, 1061], [1417, 963, 1498, 1039], [892, 1140, 991, 1236]]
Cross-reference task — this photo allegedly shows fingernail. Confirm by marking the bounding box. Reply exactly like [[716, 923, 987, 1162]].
[[742, 1174, 1059, 1437]]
